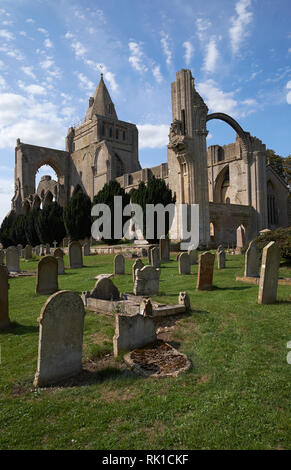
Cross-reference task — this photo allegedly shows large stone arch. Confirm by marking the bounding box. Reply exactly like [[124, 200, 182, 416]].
[[206, 112, 251, 154]]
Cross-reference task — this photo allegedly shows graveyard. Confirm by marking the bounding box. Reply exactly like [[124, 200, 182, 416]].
[[0, 248, 290, 450]]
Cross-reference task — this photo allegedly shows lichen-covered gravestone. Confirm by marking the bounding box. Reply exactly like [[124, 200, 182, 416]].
[[188, 248, 198, 265], [90, 277, 120, 300], [35, 245, 40, 256], [83, 241, 91, 256], [150, 246, 160, 268], [244, 239, 260, 277], [132, 259, 144, 283], [178, 252, 191, 274], [53, 247, 64, 259], [36, 256, 58, 295], [160, 237, 170, 262], [114, 254, 125, 275], [33, 290, 85, 387], [69, 241, 83, 268], [56, 257, 65, 275], [24, 244, 32, 260], [196, 251, 215, 290], [258, 241, 280, 305], [0, 265, 10, 329], [134, 265, 160, 296], [217, 248, 225, 270], [113, 312, 157, 357], [6, 246, 20, 273]]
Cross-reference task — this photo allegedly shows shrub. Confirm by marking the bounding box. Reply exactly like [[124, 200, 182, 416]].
[[243, 227, 291, 261], [63, 191, 92, 241]]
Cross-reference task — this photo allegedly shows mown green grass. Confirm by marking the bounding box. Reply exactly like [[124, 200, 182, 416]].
[[0, 252, 290, 450]]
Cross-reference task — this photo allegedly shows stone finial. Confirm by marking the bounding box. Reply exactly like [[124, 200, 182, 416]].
[[178, 291, 190, 311]]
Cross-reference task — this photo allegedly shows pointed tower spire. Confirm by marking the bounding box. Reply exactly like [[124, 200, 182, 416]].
[[84, 74, 118, 122]]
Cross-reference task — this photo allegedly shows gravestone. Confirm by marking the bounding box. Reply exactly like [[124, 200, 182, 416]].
[[83, 241, 91, 256], [53, 241, 57, 249], [0, 249, 4, 265], [258, 241, 280, 305], [188, 248, 198, 265], [45, 244, 50, 255], [53, 247, 64, 259], [35, 245, 40, 256], [36, 256, 58, 295], [160, 237, 170, 262], [17, 244, 23, 256], [139, 298, 153, 317], [150, 246, 160, 268], [132, 259, 144, 283], [113, 312, 157, 357], [114, 254, 125, 275], [33, 290, 85, 387], [176, 253, 181, 261], [236, 225, 246, 253], [217, 249, 225, 270], [56, 257, 65, 275], [178, 291, 190, 311], [148, 246, 154, 264], [134, 265, 160, 296], [0, 265, 10, 329], [244, 239, 260, 277], [178, 252, 191, 274], [90, 278, 120, 300], [6, 246, 20, 273], [69, 241, 83, 268], [196, 251, 215, 290], [24, 244, 32, 260], [40, 244, 46, 256]]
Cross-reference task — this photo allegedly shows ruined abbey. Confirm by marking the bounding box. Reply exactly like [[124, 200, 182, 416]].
[[11, 69, 290, 247]]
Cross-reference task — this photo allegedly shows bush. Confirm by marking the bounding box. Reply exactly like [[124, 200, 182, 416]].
[[63, 191, 92, 241], [10, 214, 27, 246], [25, 209, 41, 247], [0, 211, 16, 248], [35, 202, 66, 245], [248, 227, 291, 261]]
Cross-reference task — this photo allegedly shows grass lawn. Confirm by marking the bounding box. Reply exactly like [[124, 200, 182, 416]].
[[0, 252, 290, 450]]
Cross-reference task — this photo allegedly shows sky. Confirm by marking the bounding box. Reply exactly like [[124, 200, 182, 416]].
[[0, 0, 290, 223]]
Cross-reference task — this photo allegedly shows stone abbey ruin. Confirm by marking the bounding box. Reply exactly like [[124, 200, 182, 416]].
[[11, 69, 290, 247]]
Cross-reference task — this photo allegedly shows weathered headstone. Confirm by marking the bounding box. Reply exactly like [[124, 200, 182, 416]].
[[17, 244, 23, 256], [236, 225, 245, 253], [56, 257, 65, 275], [45, 244, 50, 255], [53, 247, 64, 259], [35, 245, 40, 256], [83, 241, 91, 256], [24, 244, 32, 260], [134, 265, 160, 296], [150, 246, 160, 268], [217, 249, 225, 270], [188, 248, 198, 265], [40, 244, 46, 256], [36, 256, 58, 295], [113, 312, 157, 357], [139, 298, 153, 317], [244, 239, 260, 277], [6, 246, 20, 273], [132, 259, 144, 283], [33, 290, 85, 387], [68, 241, 83, 268], [0, 265, 10, 329], [160, 237, 170, 262], [90, 277, 120, 300], [196, 251, 215, 290], [0, 249, 4, 265], [114, 254, 125, 275], [258, 241, 280, 304], [148, 246, 154, 264], [178, 252, 191, 274]]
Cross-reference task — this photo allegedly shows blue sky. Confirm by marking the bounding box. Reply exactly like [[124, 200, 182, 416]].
[[0, 0, 290, 223]]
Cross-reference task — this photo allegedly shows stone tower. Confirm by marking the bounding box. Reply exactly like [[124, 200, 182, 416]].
[[167, 69, 210, 245]]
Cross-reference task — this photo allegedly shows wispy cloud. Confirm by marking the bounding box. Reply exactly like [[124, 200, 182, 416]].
[[196, 18, 212, 42], [203, 37, 219, 73], [18, 81, 47, 96], [128, 41, 148, 73], [183, 41, 194, 65], [229, 0, 253, 55], [286, 81, 291, 104], [0, 29, 14, 40], [152, 64, 163, 84], [75, 72, 94, 91], [21, 66, 36, 80], [160, 32, 172, 66]]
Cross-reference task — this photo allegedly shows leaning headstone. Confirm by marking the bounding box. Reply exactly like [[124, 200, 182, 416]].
[[6, 246, 20, 273], [150, 246, 160, 268], [178, 252, 191, 274], [36, 256, 58, 295], [0, 265, 10, 329], [45, 244, 50, 255], [113, 312, 157, 357], [24, 244, 32, 260], [132, 259, 144, 283], [196, 252, 215, 290], [188, 248, 198, 265], [90, 278, 120, 300], [33, 290, 85, 387], [0, 249, 4, 265], [68, 241, 83, 268], [217, 249, 225, 270], [134, 265, 160, 296], [56, 257, 65, 275], [244, 240, 260, 277], [83, 241, 91, 256], [114, 254, 125, 275], [160, 237, 170, 262], [258, 241, 280, 305], [53, 247, 64, 259]]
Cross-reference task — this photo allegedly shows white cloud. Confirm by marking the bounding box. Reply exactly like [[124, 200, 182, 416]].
[[0, 75, 6, 89], [196, 18, 212, 42], [18, 81, 47, 96], [71, 40, 87, 58], [203, 37, 219, 73], [128, 41, 148, 73], [44, 38, 53, 48], [76, 72, 94, 91], [286, 81, 291, 89], [229, 0, 253, 55], [152, 64, 163, 84], [21, 66, 36, 80], [0, 29, 14, 40], [183, 41, 194, 65], [0, 178, 14, 224], [160, 32, 172, 66], [0, 59, 4, 69], [26, 18, 35, 24], [0, 44, 24, 61], [85, 60, 118, 92], [137, 124, 169, 149], [286, 81, 291, 104]]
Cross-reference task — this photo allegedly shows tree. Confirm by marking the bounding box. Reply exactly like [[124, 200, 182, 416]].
[[63, 191, 92, 241], [131, 175, 176, 243], [35, 201, 66, 244], [93, 180, 130, 244], [25, 208, 41, 246], [266, 149, 291, 185], [10, 214, 27, 246], [0, 211, 16, 248]]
